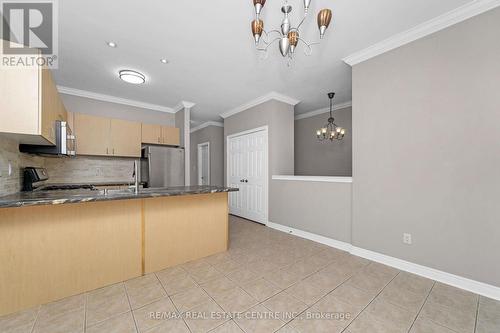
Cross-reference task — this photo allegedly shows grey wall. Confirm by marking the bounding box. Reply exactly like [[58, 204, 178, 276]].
[[295, 107, 352, 176], [60, 94, 175, 126], [352, 8, 500, 287], [269, 180, 352, 243], [190, 126, 224, 186], [224, 100, 295, 219], [224, 100, 295, 181], [175, 109, 185, 147]]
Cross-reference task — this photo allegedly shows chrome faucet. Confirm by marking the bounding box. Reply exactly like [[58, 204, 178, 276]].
[[130, 160, 139, 194]]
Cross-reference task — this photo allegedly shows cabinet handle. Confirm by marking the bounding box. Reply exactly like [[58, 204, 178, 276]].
[[112, 148, 115, 155], [106, 148, 109, 155]]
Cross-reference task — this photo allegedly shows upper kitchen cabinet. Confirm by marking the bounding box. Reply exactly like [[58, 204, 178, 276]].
[[0, 47, 67, 145], [74, 113, 110, 156], [141, 124, 180, 146], [141, 123, 162, 144], [162, 126, 180, 146], [110, 118, 141, 157], [73, 113, 141, 157]]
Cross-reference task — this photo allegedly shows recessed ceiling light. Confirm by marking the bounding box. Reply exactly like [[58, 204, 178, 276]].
[[119, 70, 145, 84], [160, 58, 169, 64], [106, 41, 117, 48]]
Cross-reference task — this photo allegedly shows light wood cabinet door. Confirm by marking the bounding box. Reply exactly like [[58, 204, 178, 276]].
[[110, 119, 141, 157], [162, 126, 180, 146], [74, 113, 111, 156], [141, 123, 162, 144], [40, 69, 58, 144], [0, 41, 39, 136]]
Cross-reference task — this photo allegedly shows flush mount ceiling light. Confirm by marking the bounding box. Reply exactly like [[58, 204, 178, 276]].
[[106, 41, 117, 48], [317, 92, 346, 142], [251, 0, 332, 62], [118, 70, 145, 84]]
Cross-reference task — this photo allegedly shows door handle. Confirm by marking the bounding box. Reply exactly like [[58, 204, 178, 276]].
[[244, 179, 248, 183]]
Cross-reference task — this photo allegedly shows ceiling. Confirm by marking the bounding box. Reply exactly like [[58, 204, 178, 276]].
[[55, 0, 471, 122]]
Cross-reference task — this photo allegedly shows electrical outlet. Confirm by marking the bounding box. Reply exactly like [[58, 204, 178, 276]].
[[403, 233, 412, 245]]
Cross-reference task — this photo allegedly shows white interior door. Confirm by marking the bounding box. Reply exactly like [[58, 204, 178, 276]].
[[227, 127, 268, 224], [198, 142, 210, 185]]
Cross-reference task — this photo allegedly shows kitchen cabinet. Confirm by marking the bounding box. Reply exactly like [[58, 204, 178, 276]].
[[110, 118, 141, 157], [161, 126, 180, 146], [141, 124, 180, 146], [0, 41, 67, 145], [74, 113, 110, 156], [73, 113, 141, 157], [141, 123, 162, 144]]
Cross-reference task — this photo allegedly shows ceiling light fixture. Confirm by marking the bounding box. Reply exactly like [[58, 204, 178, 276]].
[[106, 41, 117, 48], [160, 58, 169, 64], [251, 0, 332, 62], [118, 70, 146, 84], [317, 93, 346, 142]]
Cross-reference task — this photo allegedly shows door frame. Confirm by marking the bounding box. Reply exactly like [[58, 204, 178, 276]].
[[226, 126, 269, 224], [197, 141, 210, 185]]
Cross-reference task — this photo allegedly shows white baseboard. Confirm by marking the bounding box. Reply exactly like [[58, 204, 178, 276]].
[[266, 222, 353, 253], [266, 221, 500, 301]]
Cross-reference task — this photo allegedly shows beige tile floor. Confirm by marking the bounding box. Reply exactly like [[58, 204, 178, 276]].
[[1, 215, 499, 333]]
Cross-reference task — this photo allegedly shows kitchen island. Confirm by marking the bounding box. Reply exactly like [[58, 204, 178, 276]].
[[0, 186, 237, 316]]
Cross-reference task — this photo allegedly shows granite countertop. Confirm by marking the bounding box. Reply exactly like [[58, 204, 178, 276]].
[[0, 186, 238, 209]]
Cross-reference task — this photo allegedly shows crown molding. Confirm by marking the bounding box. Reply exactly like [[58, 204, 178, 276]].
[[57, 86, 175, 113], [343, 0, 500, 66], [220, 91, 300, 119], [174, 101, 196, 113], [294, 101, 352, 120], [190, 121, 224, 133]]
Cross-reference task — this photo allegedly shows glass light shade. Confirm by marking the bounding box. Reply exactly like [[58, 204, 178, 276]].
[[119, 70, 145, 84], [288, 31, 299, 47], [279, 37, 290, 57], [317, 9, 332, 38], [303, 0, 311, 12], [253, 0, 266, 15], [251, 19, 264, 44]]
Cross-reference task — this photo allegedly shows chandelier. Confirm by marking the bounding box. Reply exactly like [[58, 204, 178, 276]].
[[251, 0, 332, 60], [317, 93, 346, 141]]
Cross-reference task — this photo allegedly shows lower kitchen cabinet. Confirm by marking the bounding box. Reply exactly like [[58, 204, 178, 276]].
[[0, 193, 228, 316]]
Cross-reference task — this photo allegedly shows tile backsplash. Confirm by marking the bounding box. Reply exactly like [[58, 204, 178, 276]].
[[0, 138, 137, 196], [44, 156, 136, 184], [0, 138, 45, 196]]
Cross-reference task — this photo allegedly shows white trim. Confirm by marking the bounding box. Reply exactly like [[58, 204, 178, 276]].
[[174, 101, 196, 113], [272, 175, 353, 183], [266, 221, 500, 301], [294, 101, 352, 120], [190, 121, 224, 133], [221, 92, 300, 119], [267, 221, 353, 253], [57, 86, 175, 113], [343, 0, 500, 66], [350, 247, 500, 301], [197, 142, 210, 185], [184, 107, 191, 186], [226, 125, 269, 140], [226, 126, 269, 225]]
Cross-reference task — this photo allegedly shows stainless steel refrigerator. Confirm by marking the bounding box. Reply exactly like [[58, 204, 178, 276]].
[[141, 146, 185, 188]]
